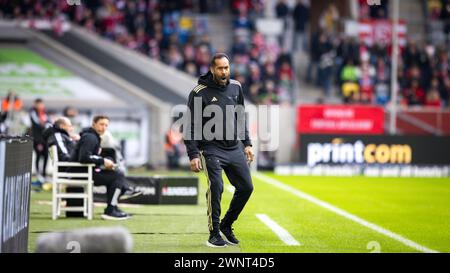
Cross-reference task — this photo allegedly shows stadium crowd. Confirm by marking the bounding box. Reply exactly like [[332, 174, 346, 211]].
[[0, 0, 448, 107], [0, 0, 297, 105], [306, 1, 449, 108]]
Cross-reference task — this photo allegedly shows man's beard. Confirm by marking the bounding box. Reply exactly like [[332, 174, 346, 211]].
[[213, 73, 229, 86]]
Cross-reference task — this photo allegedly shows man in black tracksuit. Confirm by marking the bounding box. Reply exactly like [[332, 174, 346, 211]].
[[72, 115, 133, 220], [184, 53, 254, 247]]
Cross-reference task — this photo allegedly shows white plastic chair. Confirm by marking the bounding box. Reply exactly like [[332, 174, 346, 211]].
[[49, 145, 95, 220]]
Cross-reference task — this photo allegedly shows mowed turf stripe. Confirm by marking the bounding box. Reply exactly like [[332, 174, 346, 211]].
[[253, 172, 439, 253], [256, 214, 301, 246]]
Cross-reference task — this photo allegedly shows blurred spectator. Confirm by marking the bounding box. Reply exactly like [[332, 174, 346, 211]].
[[374, 57, 391, 105], [306, 30, 321, 84], [275, 0, 289, 45], [63, 106, 78, 118], [340, 59, 359, 102], [29, 98, 50, 183], [340, 59, 359, 83], [359, 60, 376, 103], [278, 60, 294, 104], [164, 125, 183, 170], [0, 90, 23, 134], [317, 33, 334, 96], [402, 41, 423, 72], [428, 0, 443, 21], [233, 4, 252, 32], [231, 0, 252, 16], [292, 0, 310, 52], [441, 0, 450, 40], [426, 88, 443, 108], [259, 79, 279, 105], [369, 0, 388, 19], [358, 0, 389, 19], [275, 0, 289, 22], [63, 106, 81, 141], [403, 79, 426, 106], [342, 82, 360, 104], [444, 77, 450, 106], [319, 4, 339, 35], [42, 117, 75, 162]]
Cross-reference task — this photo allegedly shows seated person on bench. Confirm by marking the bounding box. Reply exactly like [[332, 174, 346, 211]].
[[71, 115, 142, 220], [43, 117, 76, 162]]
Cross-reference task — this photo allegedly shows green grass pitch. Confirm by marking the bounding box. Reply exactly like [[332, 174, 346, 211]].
[[27, 171, 450, 253]]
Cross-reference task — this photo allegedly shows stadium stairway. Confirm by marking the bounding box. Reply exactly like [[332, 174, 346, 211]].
[[207, 11, 234, 52], [396, 0, 426, 42], [293, 51, 343, 105]]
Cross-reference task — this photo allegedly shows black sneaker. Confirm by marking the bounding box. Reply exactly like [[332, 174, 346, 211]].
[[101, 206, 130, 221], [115, 206, 133, 217], [120, 188, 143, 200], [206, 233, 227, 248], [220, 224, 239, 245]]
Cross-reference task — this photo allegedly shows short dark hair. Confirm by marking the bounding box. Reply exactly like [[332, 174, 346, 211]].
[[93, 115, 109, 123], [210, 53, 230, 67], [34, 98, 43, 104]]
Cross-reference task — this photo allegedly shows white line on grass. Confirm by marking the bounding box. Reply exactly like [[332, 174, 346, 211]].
[[253, 172, 439, 253], [256, 214, 301, 246]]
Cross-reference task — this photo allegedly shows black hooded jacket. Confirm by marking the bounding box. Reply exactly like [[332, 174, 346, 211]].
[[184, 71, 252, 160], [72, 127, 104, 166], [43, 124, 75, 162]]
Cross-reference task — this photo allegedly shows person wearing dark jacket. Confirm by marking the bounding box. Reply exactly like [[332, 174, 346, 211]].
[[292, 0, 310, 52], [72, 115, 136, 220], [42, 117, 75, 162], [29, 98, 50, 183], [184, 53, 254, 247]]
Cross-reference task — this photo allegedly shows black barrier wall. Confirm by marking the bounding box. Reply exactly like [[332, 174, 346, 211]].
[[300, 135, 450, 166], [0, 137, 33, 253], [93, 176, 198, 205], [158, 177, 198, 205]]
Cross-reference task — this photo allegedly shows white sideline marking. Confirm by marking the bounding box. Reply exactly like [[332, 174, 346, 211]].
[[253, 173, 439, 253], [226, 185, 235, 194], [256, 214, 301, 246]]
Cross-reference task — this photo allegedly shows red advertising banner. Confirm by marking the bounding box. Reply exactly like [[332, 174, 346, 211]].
[[358, 19, 407, 47], [297, 105, 385, 134]]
